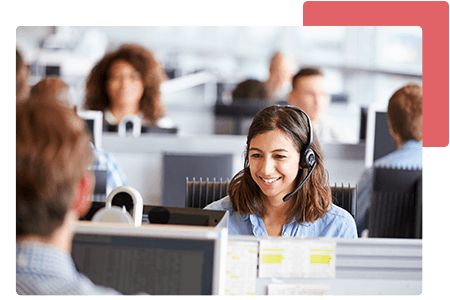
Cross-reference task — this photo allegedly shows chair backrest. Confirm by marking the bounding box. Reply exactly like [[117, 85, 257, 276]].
[[331, 183, 357, 220], [415, 178, 422, 238], [369, 167, 422, 238], [186, 178, 357, 218], [163, 153, 233, 208], [186, 177, 230, 208]]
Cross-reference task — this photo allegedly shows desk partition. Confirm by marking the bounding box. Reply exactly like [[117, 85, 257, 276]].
[[101, 133, 366, 206]]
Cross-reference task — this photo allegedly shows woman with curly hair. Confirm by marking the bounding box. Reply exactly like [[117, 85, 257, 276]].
[[84, 43, 173, 128], [205, 105, 357, 238]]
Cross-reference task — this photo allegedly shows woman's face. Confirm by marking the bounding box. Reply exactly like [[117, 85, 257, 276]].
[[107, 60, 144, 108], [248, 128, 300, 203]]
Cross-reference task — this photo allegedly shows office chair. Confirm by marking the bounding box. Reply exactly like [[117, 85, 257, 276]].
[[186, 178, 357, 219], [331, 183, 357, 220], [368, 167, 422, 238], [186, 177, 230, 209]]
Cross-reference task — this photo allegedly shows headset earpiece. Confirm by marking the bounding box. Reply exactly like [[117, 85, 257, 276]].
[[300, 148, 316, 169]]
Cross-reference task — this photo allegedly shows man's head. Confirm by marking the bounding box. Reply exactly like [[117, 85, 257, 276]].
[[16, 100, 94, 238], [29, 76, 72, 107], [387, 83, 422, 146], [288, 67, 329, 124], [268, 52, 294, 90]]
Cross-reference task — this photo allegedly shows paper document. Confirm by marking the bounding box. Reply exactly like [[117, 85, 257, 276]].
[[259, 239, 336, 278], [225, 241, 259, 295]]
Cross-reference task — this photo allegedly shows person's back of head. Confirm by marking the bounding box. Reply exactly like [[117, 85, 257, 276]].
[[387, 83, 422, 143], [16, 99, 93, 238], [16, 49, 30, 103], [232, 79, 268, 102], [29, 76, 72, 107]]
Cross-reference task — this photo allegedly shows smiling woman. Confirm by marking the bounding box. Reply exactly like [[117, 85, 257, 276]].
[[204, 105, 357, 238], [84, 43, 173, 128]]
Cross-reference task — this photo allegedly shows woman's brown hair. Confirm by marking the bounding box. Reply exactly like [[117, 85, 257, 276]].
[[84, 43, 167, 125], [228, 105, 331, 224]]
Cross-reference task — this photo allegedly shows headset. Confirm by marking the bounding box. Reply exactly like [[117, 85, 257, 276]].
[[280, 105, 317, 202]]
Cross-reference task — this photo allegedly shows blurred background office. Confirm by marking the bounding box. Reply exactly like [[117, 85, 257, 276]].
[[16, 26, 422, 139], [16, 26, 422, 207]]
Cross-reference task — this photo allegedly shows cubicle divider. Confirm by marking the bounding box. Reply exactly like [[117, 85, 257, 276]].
[[101, 133, 366, 206], [162, 153, 233, 208], [224, 235, 422, 295]]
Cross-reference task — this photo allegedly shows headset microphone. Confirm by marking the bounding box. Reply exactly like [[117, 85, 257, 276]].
[[282, 162, 316, 202]]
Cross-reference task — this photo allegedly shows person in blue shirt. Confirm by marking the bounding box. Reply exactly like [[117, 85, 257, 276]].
[[205, 105, 357, 238], [356, 83, 423, 236]]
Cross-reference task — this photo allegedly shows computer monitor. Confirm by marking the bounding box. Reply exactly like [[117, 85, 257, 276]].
[[103, 124, 178, 134], [72, 222, 227, 295], [77, 110, 103, 149], [364, 106, 397, 168]]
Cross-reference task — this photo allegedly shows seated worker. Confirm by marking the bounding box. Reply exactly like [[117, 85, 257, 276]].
[[356, 83, 422, 236], [205, 105, 357, 238], [16, 100, 121, 294], [84, 43, 174, 129], [16, 49, 30, 103], [232, 79, 269, 103], [264, 51, 295, 103], [288, 67, 354, 144], [29, 77, 127, 197]]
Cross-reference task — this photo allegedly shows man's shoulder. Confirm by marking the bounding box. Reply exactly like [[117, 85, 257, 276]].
[[374, 143, 422, 169]]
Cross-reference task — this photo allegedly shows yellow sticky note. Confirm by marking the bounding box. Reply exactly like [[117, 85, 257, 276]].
[[262, 254, 284, 264], [310, 254, 333, 265]]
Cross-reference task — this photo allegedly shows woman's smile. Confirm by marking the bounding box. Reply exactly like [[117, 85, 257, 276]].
[[249, 128, 300, 203]]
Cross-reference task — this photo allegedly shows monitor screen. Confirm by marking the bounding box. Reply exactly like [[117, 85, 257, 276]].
[[77, 110, 103, 149], [72, 222, 227, 295], [365, 106, 397, 168]]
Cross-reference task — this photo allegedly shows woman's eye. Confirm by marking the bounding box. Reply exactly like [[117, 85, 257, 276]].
[[275, 155, 286, 159], [250, 153, 261, 158]]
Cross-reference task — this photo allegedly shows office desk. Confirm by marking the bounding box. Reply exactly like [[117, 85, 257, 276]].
[[227, 236, 422, 295]]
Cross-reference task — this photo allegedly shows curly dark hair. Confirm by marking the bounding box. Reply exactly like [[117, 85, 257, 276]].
[[84, 43, 167, 125], [228, 105, 331, 224]]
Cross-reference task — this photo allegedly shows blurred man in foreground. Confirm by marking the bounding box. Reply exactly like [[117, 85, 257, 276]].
[[16, 99, 121, 294]]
